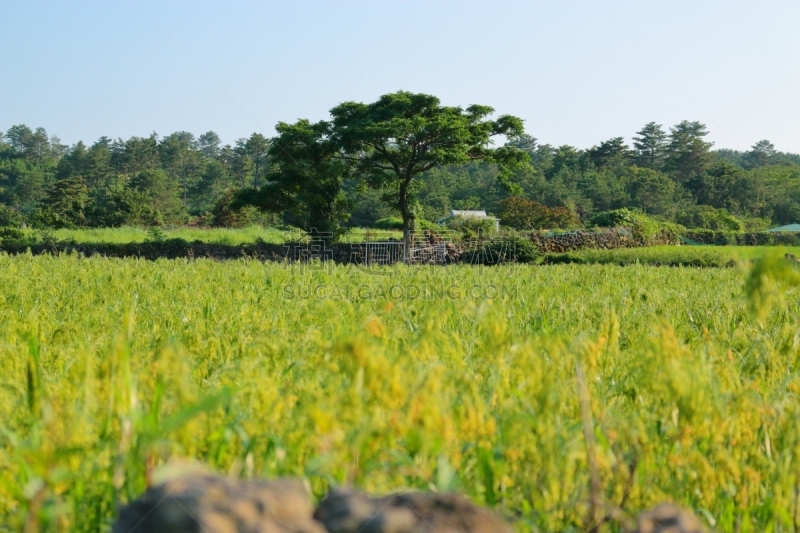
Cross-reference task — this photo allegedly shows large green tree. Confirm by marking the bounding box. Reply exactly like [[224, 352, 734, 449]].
[[330, 91, 527, 253], [127, 169, 186, 225], [624, 166, 683, 218], [241, 119, 351, 236], [191, 159, 235, 212], [245, 133, 270, 189], [587, 137, 631, 169], [632, 122, 667, 169], [664, 120, 714, 183], [744, 140, 777, 169], [111, 134, 160, 182], [228, 139, 253, 189], [198, 131, 222, 158], [33, 176, 90, 228], [159, 132, 201, 208]]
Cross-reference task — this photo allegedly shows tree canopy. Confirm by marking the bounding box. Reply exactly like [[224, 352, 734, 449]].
[[330, 91, 528, 248], [2, 97, 800, 235]]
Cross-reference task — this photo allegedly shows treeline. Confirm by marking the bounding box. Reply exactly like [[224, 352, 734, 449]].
[[2, 92, 800, 235], [497, 124, 800, 231], [0, 125, 272, 228]]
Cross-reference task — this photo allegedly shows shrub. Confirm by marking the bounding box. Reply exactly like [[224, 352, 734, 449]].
[[374, 217, 403, 230], [498, 196, 579, 230], [675, 205, 744, 231], [590, 208, 682, 244], [90, 188, 165, 227], [211, 190, 259, 228], [461, 236, 541, 264], [444, 215, 497, 241], [416, 219, 437, 231], [0, 205, 24, 227], [374, 217, 436, 231], [589, 207, 638, 228], [145, 227, 167, 243], [682, 229, 738, 245], [742, 216, 772, 232], [507, 237, 541, 263], [0, 227, 36, 247]]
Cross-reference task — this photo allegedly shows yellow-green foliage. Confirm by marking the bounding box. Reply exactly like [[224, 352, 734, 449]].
[[1, 254, 800, 531]]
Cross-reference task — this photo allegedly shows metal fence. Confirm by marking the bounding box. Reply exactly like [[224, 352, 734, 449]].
[[362, 242, 405, 266], [355, 240, 450, 266], [408, 242, 449, 264]]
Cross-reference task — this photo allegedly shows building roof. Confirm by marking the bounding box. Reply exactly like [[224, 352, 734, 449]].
[[436, 210, 498, 223], [765, 223, 800, 232], [450, 210, 488, 218]]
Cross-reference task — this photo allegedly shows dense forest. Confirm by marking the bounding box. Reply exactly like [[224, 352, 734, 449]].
[[2, 95, 800, 234]]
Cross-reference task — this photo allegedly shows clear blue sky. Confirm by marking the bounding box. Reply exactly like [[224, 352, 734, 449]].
[[1, 1, 799, 152]]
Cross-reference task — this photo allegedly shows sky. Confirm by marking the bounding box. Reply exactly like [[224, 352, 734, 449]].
[[1, 1, 799, 152]]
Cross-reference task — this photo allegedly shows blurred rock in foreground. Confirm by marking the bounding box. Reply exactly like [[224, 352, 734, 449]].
[[112, 475, 326, 533], [313, 487, 513, 533], [636, 503, 707, 533]]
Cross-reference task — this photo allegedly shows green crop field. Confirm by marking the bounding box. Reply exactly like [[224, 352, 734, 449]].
[[31, 226, 403, 246], [545, 245, 800, 267], [1, 253, 800, 531]]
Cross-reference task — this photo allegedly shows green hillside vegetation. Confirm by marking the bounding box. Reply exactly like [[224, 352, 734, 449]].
[[2, 94, 800, 242]]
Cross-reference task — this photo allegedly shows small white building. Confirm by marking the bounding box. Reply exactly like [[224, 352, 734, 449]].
[[765, 223, 800, 233], [436, 210, 500, 231]]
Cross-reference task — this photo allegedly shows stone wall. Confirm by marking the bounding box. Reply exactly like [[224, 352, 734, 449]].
[[113, 471, 707, 533], [0, 240, 365, 264], [528, 228, 641, 253], [2, 229, 795, 265]]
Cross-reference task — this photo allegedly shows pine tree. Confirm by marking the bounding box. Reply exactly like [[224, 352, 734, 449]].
[[245, 133, 270, 189], [744, 140, 776, 169], [632, 122, 667, 169], [663, 120, 714, 183]]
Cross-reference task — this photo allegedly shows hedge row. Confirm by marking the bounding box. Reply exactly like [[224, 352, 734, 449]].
[[682, 230, 800, 246]]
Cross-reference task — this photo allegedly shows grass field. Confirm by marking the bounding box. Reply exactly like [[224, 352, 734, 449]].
[[45, 225, 294, 245], [35, 226, 404, 245], [1, 254, 800, 531], [545, 244, 800, 267]]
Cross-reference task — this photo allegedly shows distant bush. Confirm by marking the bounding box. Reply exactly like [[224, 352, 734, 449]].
[[145, 227, 167, 243], [589, 208, 639, 228], [506, 238, 541, 263], [742, 216, 772, 232], [0, 227, 35, 247], [0, 205, 24, 227], [374, 217, 436, 231], [374, 217, 403, 230], [462, 237, 541, 265], [676, 205, 744, 231], [590, 208, 682, 244], [682, 230, 800, 246], [443, 215, 497, 240], [542, 246, 737, 267], [416, 219, 437, 231], [681, 229, 738, 245], [211, 190, 263, 228], [498, 196, 579, 230], [190, 212, 215, 228]]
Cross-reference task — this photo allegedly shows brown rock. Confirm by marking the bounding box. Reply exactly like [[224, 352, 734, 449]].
[[636, 503, 707, 533], [313, 488, 513, 533], [112, 475, 326, 533]]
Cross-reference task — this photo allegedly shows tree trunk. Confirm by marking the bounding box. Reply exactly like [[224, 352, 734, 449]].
[[399, 177, 415, 262]]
